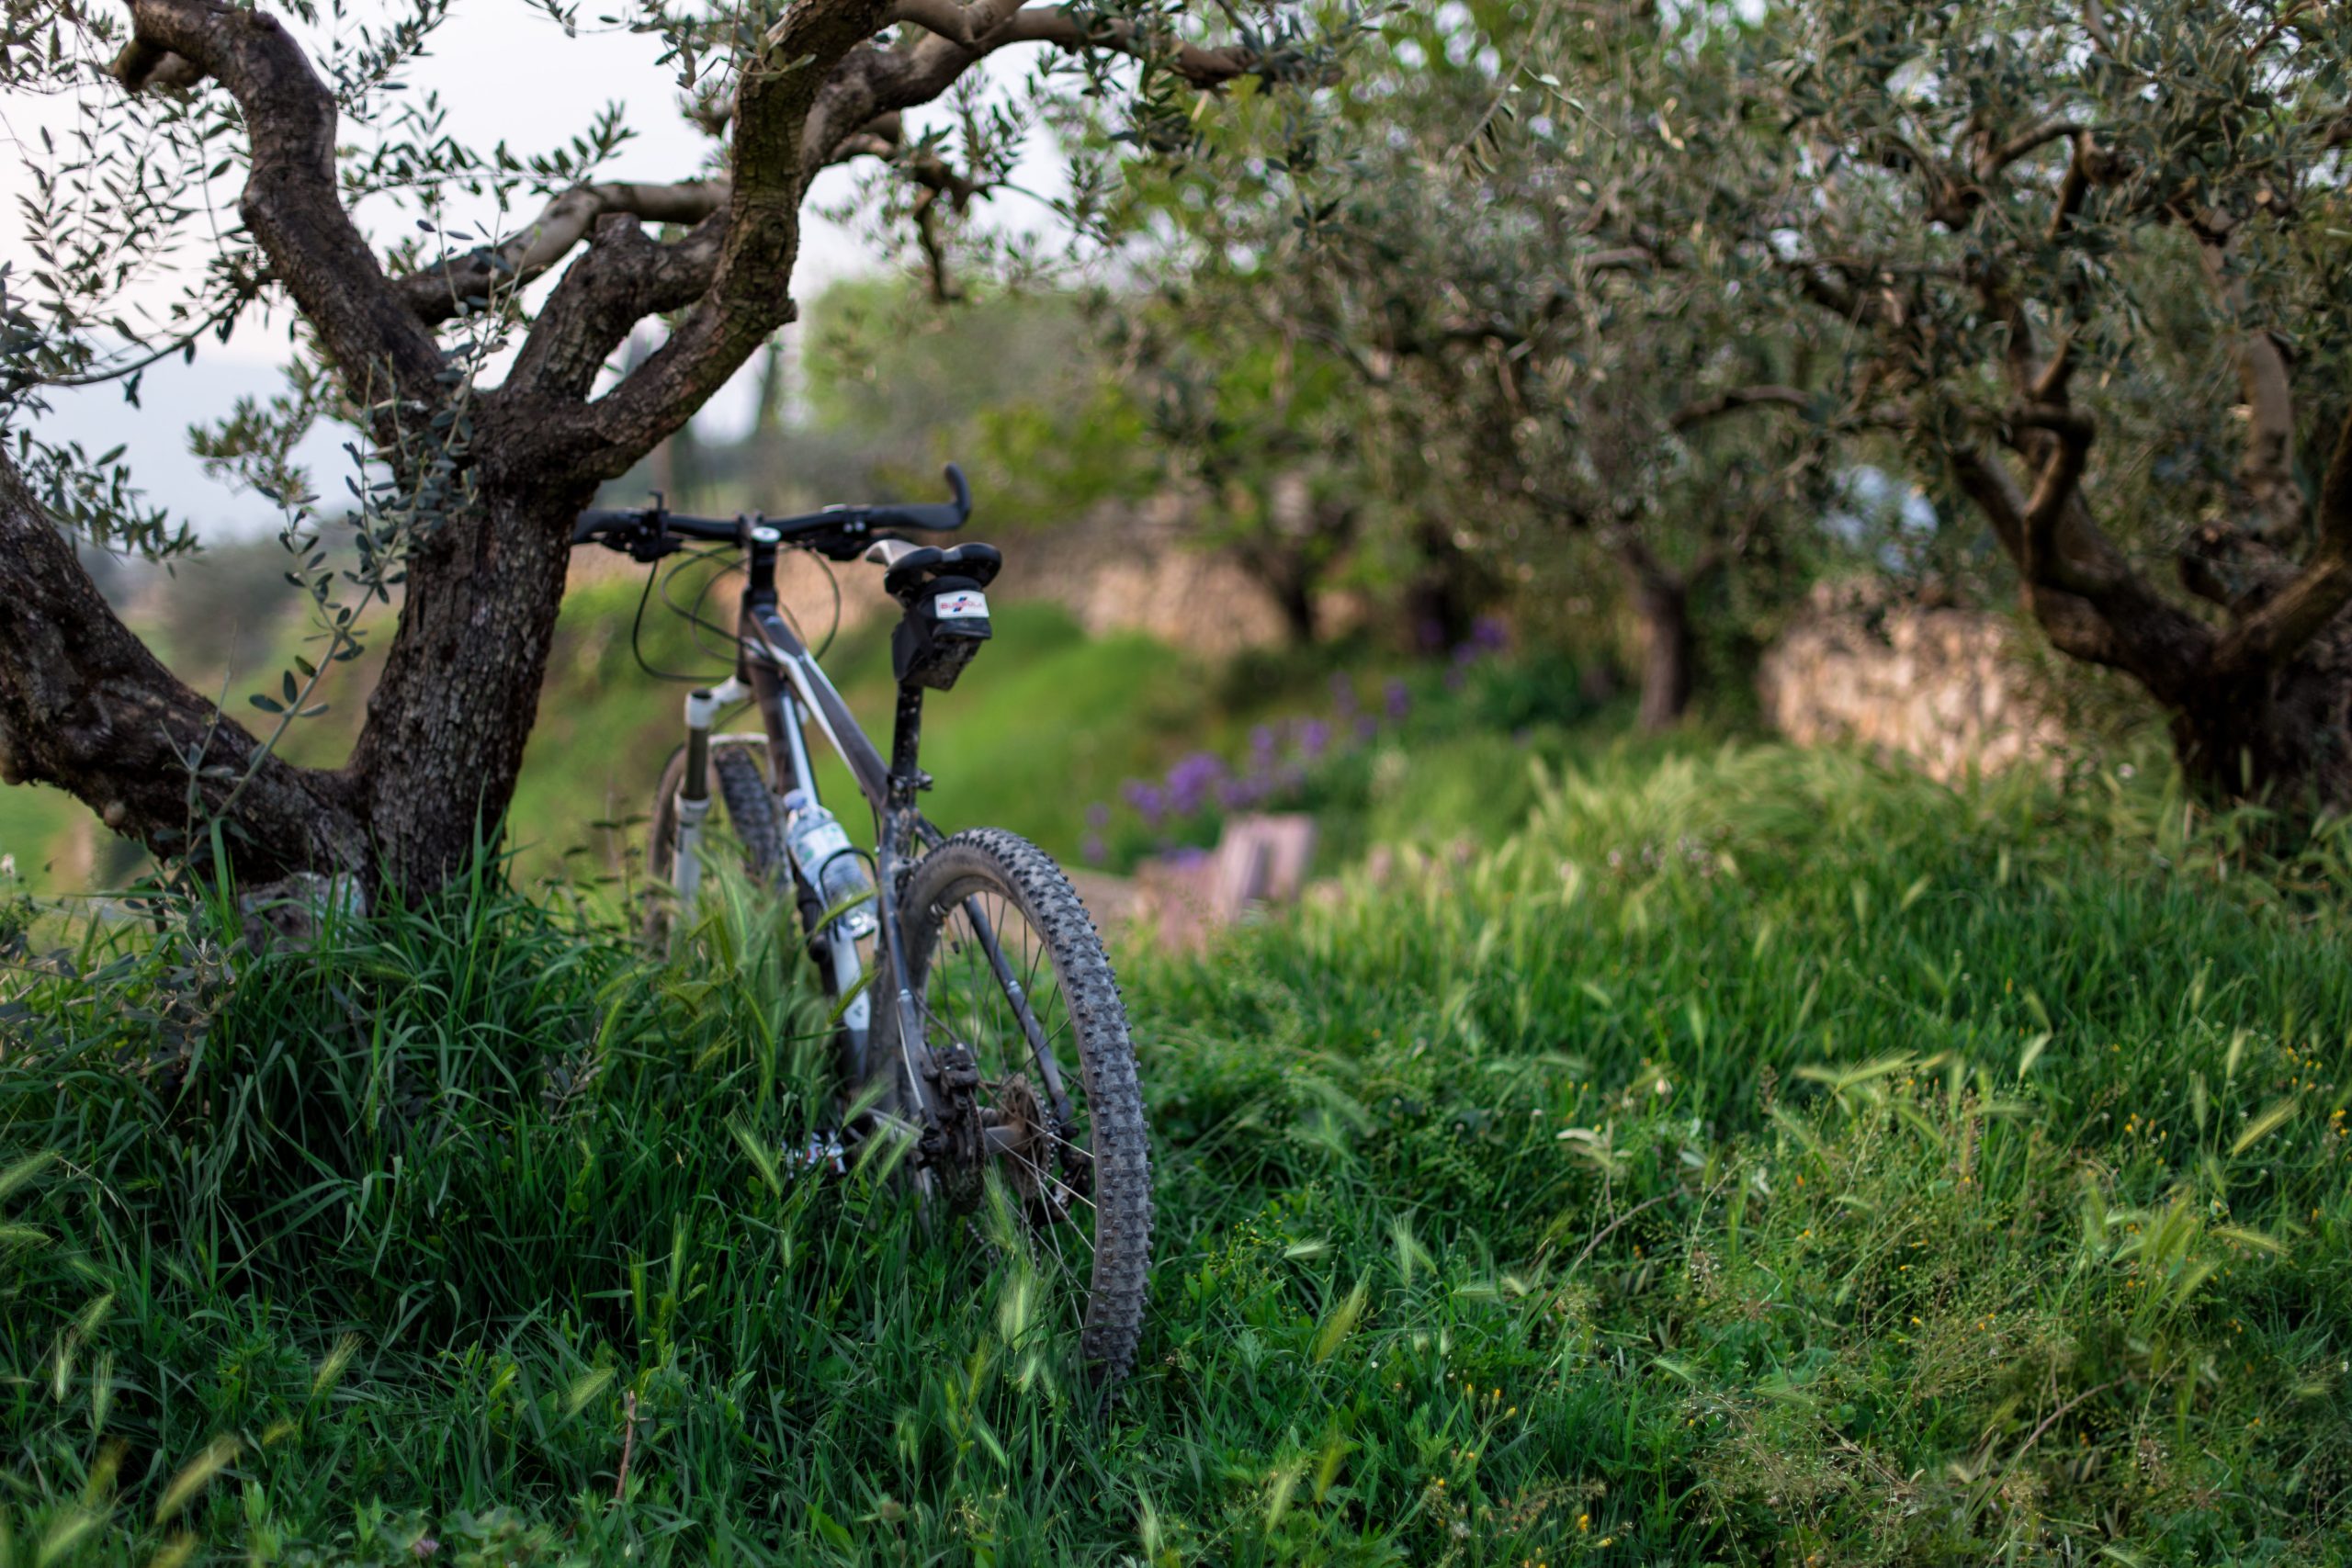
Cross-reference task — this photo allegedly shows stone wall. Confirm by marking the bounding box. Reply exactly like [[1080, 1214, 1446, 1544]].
[[1758, 587, 2063, 781], [1027, 494, 1297, 656]]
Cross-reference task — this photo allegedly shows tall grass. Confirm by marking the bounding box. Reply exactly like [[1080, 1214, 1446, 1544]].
[[3, 739, 2348, 1563]]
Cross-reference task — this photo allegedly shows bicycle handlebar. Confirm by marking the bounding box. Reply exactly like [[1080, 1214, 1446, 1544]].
[[571, 463, 973, 557]]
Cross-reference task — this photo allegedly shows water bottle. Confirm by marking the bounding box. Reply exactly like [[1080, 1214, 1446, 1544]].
[[781, 789, 876, 938]]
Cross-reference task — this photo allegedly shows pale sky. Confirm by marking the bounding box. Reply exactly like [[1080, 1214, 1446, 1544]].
[[0, 2, 1056, 536]]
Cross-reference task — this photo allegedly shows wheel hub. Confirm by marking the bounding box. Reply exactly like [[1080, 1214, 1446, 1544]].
[[989, 1073, 1049, 1200]]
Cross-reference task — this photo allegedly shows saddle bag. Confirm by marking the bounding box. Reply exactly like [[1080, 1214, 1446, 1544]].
[[893, 575, 992, 690]]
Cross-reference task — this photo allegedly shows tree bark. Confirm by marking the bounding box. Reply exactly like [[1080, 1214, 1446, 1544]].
[[0, 454, 368, 881], [2166, 626, 2352, 808], [1263, 557, 1320, 645], [1634, 582, 1692, 732], [1401, 520, 1490, 653], [1620, 546, 1694, 731], [0, 446, 595, 897], [345, 479, 594, 895]]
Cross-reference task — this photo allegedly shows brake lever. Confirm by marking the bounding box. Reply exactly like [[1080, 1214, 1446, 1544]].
[[622, 520, 679, 564]]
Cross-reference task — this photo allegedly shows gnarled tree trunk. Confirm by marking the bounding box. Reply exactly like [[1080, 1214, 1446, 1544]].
[[2166, 623, 2352, 809], [1617, 539, 1697, 732], [0, 459, 594, 896], [0, 457, 368, 882], [346, 484, 594, 894], [1943, 387, 2352, 815]]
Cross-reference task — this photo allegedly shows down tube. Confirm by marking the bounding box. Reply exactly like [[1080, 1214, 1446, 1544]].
[[742, 609, 878, 1095], [744, 605, 890, 815]]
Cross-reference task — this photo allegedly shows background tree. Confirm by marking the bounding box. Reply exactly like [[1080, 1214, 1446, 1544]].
[[1658, 0, 2352, 801], [0, 0, 1348, 897], [1116, 287, 1369, 645], [1112, 0, 1840, 720]]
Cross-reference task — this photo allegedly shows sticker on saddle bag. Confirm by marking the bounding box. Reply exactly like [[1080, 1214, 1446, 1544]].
[[933, 589, 989, 620]]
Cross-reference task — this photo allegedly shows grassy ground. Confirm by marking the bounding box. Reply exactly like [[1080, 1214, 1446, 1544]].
[[4, 739, 2350, 1564]]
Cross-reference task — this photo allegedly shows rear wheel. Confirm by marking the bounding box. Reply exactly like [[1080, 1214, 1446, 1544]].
[[888, 828, 1154, 1385]]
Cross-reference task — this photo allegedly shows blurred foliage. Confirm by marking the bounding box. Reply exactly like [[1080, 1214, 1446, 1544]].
[[1085, 3, 1861, 688], [1064, 0, 2352, 758], [669, 276, 1152, 525]]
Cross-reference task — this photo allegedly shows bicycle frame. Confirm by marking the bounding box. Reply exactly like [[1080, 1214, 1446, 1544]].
[[658, 525, 1024, 1143]]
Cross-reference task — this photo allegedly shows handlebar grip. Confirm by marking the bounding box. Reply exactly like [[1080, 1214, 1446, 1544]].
[[865, 463, 972, 533], [572, 508, 643, 544]]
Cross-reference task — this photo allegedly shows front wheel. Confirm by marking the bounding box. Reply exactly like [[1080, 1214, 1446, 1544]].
[[642, 739, 785, 953], [888, 828, 1154, 1385]]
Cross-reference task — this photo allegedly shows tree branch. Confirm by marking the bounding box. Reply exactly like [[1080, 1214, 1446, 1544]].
[[883, 0, 988, 42], [803, 0, 1296, 176], [2211, 405, 2352, 676], [1980, 116, 2086, 179], [523, 0, 893, 479], [114, 0, 443, 402], [0, 457, 364, 880], [505, 214, 728, 407], [2011, 400, 2095, 589], [396, 181, 729, 324], [1670, 385, 1811, 430], [1946, 439, 2212, 703], [994, 4, 1262, 86]]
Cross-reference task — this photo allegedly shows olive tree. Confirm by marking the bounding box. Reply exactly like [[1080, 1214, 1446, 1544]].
[[1676, 0, 2352, 801], [1115, 0, 1837, 718], [0, 0, 1342, 897]]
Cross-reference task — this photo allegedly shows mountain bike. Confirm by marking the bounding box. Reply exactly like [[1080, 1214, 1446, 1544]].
[[572, 467, 1152, 1384]]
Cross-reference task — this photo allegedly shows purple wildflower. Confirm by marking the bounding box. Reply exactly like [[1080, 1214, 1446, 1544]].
[[1082, 831, 1108, 864], [1165, 750, 1226, 815], [1298, 719, 1331, 761], [1121, 778, 1166, 826], [1085, 802, 1111, 829], [1384, 679, 1412, 722], [1329, 672, 1358, 714], [1354, 716, 1377, 743]]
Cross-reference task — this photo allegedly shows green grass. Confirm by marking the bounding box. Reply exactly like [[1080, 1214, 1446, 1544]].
[[4, 739, 2350, 1563]]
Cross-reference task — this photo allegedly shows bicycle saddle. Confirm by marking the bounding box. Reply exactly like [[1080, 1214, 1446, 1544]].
[[865, 541, 1003, 607]]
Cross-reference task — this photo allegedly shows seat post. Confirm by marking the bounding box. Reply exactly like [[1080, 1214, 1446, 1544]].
[[888, 681, 929, 811]]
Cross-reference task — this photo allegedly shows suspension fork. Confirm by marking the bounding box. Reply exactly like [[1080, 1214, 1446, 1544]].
[[669, 687, 718, 923]]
